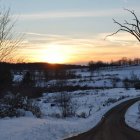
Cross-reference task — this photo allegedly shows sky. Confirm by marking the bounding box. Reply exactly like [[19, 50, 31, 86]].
[[2, 0, 140, 64]]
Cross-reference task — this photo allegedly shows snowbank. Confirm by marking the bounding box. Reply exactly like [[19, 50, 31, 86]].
[[125, 101, 140, 131]]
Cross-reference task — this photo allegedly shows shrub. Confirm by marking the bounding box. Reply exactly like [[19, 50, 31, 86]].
[[138, 102, 140, 114], [0, 104, 17, 118], [130, 71, 139, 81], [55, 92, 77, 118], [123, 78, 131, 89], [0, 68, 13, 89], [77, 112, 87, 118], [103, 96, 129, 106], [25, 100, 42, 118], [110, 77, 120, 88], [103, 98, 117, 106], [22, 71, 35, 87], [0, 93, 42, 118], [134, 82, 140, 89]]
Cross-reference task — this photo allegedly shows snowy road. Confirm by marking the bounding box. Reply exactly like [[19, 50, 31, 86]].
[[65, 98, 140, 140]]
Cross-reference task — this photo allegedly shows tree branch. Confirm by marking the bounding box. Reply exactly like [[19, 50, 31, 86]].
[[105, 9, 140, 42]]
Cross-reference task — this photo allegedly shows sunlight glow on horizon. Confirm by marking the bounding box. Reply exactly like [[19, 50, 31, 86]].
[[34, 44, 71, 64], [18, 32, 140, 65]]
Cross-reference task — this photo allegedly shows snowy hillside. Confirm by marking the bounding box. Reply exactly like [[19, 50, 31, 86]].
[[1, 65, 140, 140]]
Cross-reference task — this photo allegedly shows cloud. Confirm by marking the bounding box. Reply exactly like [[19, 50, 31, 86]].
[[19, 31, 140, 64], [22, 31, 138, 48], [123, 0, 128, 3], [16, 8, 125, 20]]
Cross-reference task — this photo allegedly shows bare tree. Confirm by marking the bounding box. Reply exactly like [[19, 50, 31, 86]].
[[55, 91, 77, 118], [106, 9, 140, 42], [0, 7, 22, 62]]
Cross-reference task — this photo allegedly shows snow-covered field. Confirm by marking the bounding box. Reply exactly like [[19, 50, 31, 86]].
[[125, 101, 140, 131], [1, 66, 140, 140], [43, 65, 140, 89]]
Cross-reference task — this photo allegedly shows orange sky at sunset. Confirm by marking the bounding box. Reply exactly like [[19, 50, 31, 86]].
[[3, 0, 140, 64], [17, 32, 139, 64]]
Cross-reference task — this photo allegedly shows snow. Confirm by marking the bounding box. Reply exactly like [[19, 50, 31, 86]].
[[0, 116, 100, 140], [13, 74, 23, 82], [37, 88, 140, 139], [125, 101, 140, 131], [0, 89, 139, 140], [1, 65, 140, 140], [39, 88, 139, 117], [0, 117, 48, 140], [43, 66, 140, 89]]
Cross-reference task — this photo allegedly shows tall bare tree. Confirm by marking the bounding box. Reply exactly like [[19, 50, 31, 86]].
[[0, 7, 22, 62], [106, 9, 140, 42]]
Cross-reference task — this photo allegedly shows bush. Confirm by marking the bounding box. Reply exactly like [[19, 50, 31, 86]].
[[138, 102, 140, 114], [0, 93, 42, 118], [22, 71, 35, 87], [130, 71, 139, 81], [77, 112, 87, 118], [110, 77, 120, 88], [123, 78, 131, 89], [11, 86, 43, 98], [103, 96, 129, 106], [25, 100, 42, 118], [0, 104, 17, 118], [0, 68, 13, 89], [123, 73, 140, 89], [134, 82, 140, 89], [103, 98, 117, 106], [55, 92, 77, 118]]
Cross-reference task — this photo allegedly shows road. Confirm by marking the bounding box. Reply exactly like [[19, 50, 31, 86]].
[[65, 98, 140, 140]]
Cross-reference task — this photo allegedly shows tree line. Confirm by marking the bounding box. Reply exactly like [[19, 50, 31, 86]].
[[88, 57, 140, 71]]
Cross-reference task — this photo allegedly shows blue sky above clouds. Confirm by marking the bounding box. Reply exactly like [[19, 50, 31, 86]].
[[3, 0, 140, 35]]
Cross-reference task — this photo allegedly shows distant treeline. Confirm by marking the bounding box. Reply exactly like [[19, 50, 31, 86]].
[[88, 57, 140, 71], [0, 62, 86, 71], [1, 57, 140, 72]]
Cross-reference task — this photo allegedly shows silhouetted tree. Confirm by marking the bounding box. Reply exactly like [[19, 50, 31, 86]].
[[55, 92, 76, 118], [106, 9, 140, 42], [0, 7, 22, 62], [0, 68, 13, 88], [22, 71, 35, 87], [88, 61, 95, 78]]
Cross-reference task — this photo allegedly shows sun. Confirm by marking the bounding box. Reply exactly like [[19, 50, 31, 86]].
[[42, 44, 67, 64], [46, 51, 65, 63]]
